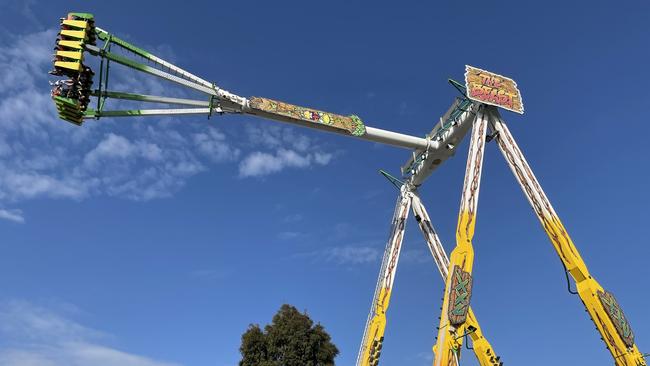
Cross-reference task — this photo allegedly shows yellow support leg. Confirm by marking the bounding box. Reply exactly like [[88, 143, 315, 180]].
[[465, 309, 502, 366], [357, 189, 411, 366], [489, 108, 646, 366], [412, 193, 503, 366], [433, 106, 489, 366]]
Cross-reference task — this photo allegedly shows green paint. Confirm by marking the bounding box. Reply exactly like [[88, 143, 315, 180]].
[[452, 272, 470, 315], [448, 266, 472, 324], [96, 30, 152, 60], [68, 13, 94, 20], [448, 78, 467, 96], [597, 290, 635, 347], [349, 115, 366, 136], [53, 95, 79, 107], [88, 110, 144, 117], [379, 170, 404, 189], [91, 90, 149, 102], [434, 97, 473, 141], [102, 50, 152, 75]]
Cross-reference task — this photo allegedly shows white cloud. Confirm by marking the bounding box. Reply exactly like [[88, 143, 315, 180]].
[[0, 300, 180, 366], [325, 246, 380, 265], [0, 27, 338, 213], [0, 29, 218, 203], [83, 134, 137, 167], [239, 124, 335, 177], [415, 351, 434, 362], [63, 343, 180, 366], [0, 343, 181, 366], [277, 231, 303, 240], [245, 124, 312, 152], [400, 248, 431, 264], [296, 244, 430, 267], [282, 213, 303, 223], [238, 151, 284, 177], [313, 152, 333, 165], [277, 149, 311, 168], [0, 171, 88, 201], [0, 208, 25, 223], [193, 127, 240, 162], [0, 300, 101, 342], [238, 148, 332, 177]]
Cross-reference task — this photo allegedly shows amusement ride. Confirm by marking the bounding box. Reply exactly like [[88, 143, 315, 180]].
[[48, 12, 646, 366]]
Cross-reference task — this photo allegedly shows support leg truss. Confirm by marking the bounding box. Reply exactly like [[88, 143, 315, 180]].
[[357, 183, 503, 366], [433, 106, 489, 366], [412, 194, 502, 366], [50, 13, 645, 365], [488, 109, 646, 366], [357, 187, 411, 366]]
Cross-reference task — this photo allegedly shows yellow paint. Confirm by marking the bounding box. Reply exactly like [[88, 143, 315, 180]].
[[56, 50, 83, 61], [541, 214, 646, 366], [55, 103, 80, 112], [454, 210, 477, 269], [431, 307, 501, 366], [465, 309, 502, 366], [58, 40, 83, 50], [54, 60, 83, 72], [61, 19, 88, 29], [60, 29, 86, 40], [432, 211, 476, 366], [541, 216, 589, 281], [360, 288, 391, 366]]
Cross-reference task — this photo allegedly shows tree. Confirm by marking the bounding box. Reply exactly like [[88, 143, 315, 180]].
[[239, 304, 339, 366]]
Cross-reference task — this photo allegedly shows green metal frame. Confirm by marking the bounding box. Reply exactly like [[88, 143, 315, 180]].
[[379, 169, 404, 189], [81, 27, 221, 121], [402, 88, 474, 179]]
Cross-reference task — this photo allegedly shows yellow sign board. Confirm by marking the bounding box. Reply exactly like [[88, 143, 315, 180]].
[[464, 65, 524, 114]]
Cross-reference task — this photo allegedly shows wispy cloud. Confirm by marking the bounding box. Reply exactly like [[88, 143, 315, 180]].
[[0, 300, 180, 366], [282, 213, 303, 223], [0, 29, 211, 203], [295, 244, 381, 265], [238, 124, 335, 177], [400, 248, 431, 264], [245, 124, 312, 152], [193, 128, 240, 163], [0, 1, 42, 33], [277, 231, 304, 240], [325, 246, 380, 264], [0, 208, 25, 223], [414, 351, 433, 362], [294, 242, 433, 267], [0, 28, 338, 215], [239, 148, 331, 177]]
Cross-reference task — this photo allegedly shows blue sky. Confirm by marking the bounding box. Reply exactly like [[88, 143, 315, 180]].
[[0, 1, 648, 365]]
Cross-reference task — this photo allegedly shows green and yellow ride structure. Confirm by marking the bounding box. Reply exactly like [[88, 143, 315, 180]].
[[47, 12, 647, 366]]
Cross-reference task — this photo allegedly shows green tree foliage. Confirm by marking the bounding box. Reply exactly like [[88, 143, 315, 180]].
[[239, 304, 339, 366]]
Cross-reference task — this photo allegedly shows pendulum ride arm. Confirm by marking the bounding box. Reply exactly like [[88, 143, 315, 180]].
[[50, 14, 427, 150], [432, 106, 489, 366], [51, 14, 496, 366], [49, 12, 480, 184], [356, 186, 412, 366], [487, 109, 646, 366], [411, 193, 448, 278], [411, 194, 502, 366]]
